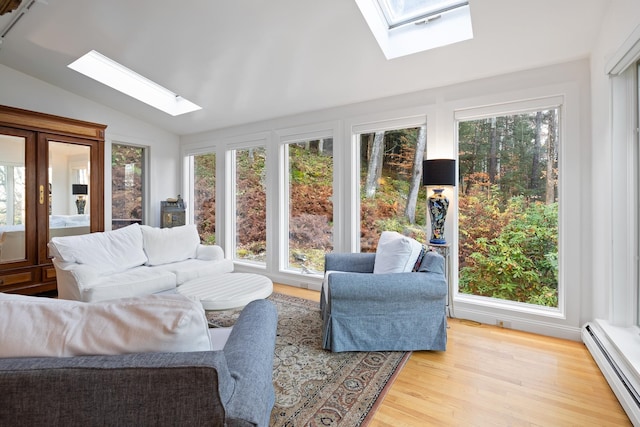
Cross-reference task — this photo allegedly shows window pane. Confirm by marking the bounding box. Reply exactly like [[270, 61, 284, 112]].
[[458, 110, 559, 308], [193, 153, 216, 244], [111, 144, 144, 230], [358, 126, 428, 252], [378, 0, 467, 27], [235, 147, 267, 263], [287, 139, 333, 273]]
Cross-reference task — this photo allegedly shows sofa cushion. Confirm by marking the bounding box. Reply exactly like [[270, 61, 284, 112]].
[[0, 293, 212, 357], [79, 266, 177, 302], [141, 224, 200, 266], [373, 231, 423, 274], [157, 258, 235, 285], [49, 224, 147, 275]]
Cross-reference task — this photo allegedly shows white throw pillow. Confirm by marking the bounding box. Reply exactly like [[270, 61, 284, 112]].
[[373, 231, 424, 274], [0, 293, 212, 357], [141, 224, 200, 266], [48, 224, 147, 275]]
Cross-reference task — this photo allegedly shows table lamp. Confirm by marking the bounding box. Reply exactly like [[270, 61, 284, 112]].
[[72, 184, 88, 214], [423, 159, 456, 244]]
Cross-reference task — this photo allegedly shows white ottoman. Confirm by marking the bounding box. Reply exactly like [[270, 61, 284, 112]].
[[177, 273, 273, 311]]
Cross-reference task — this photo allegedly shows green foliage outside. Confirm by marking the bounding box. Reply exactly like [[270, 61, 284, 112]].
[[458, 110, 559, 307], [459, 191, 558, 306], [190, 110, 560, 308]]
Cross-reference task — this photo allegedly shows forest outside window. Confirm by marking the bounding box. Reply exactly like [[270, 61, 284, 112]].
[[457, 107, 560, 309], [285, 138, 333, 274], [111, 143, 145, 230], [191, 152, 216, 244], [232, 146, 267, 264], [358, 125, 428, 252]]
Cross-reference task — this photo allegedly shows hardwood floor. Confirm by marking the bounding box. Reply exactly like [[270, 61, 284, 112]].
[[273, 283, 631, 426]]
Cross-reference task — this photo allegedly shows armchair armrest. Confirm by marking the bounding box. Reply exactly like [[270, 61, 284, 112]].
[[222, 298, 278, 427]]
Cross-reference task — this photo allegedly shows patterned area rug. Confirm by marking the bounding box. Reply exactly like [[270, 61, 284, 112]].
[[206, 292, 410, 427]]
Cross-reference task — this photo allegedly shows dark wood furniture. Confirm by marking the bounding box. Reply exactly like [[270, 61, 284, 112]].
[[0, 105, 105, 295]]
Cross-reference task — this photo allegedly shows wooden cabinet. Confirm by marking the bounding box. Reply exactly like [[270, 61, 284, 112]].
[[0, 105, 105, 295]]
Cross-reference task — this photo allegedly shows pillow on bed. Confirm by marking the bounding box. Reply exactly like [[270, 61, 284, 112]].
[[373, 231, 423, 274], [0, 293, 212, 357]]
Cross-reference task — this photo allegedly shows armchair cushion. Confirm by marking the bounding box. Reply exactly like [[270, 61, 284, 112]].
[[373, 231, 423, 274], [0, 293, 212, 358]]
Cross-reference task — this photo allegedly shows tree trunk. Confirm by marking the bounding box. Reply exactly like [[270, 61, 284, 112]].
[[530, 112, 542, 192], [365, 131, 385, 198], [546, 111, 557, 204], [404, 125, 426, 223], [488, 117, 498, 184]]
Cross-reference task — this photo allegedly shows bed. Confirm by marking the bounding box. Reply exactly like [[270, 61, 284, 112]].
[[0, 215, 90, 262]]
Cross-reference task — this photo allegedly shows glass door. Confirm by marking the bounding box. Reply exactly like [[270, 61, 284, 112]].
[[0, 127, 36, 264]]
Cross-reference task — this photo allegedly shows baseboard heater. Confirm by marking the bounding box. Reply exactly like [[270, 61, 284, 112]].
[[583, 323, 640, 425]]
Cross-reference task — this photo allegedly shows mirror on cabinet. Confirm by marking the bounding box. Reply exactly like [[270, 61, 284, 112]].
[[48, 141, 91, 243], [0, 133, 27, 263]]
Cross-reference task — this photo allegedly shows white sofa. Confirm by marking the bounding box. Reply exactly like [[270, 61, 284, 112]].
[[48, 223, 234, 302]]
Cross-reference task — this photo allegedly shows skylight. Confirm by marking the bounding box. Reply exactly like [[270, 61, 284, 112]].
[[68, 50, 201, 117], [355, 0, 473, 59], [377, 0, 469, 29]]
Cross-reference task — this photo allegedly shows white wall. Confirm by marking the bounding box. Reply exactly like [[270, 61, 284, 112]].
[[590, 1, 640, 320], [0, 64, 180, 228]]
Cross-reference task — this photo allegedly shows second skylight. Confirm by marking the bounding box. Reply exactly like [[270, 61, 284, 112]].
[[68, 50, 201, 117]]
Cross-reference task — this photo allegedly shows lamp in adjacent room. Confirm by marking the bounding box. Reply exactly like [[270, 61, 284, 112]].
[[72, 184, 88, 214], [423, 159, 456, 244]]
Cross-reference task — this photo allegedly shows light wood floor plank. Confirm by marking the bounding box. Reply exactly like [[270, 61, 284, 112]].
[[272, 284, 631, 426]]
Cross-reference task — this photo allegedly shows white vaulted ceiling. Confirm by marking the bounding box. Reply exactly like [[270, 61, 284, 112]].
[[0, 0, 608, 135]]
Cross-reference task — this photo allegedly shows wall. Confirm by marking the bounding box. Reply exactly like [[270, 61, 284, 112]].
[[0, 64, 180, 228]]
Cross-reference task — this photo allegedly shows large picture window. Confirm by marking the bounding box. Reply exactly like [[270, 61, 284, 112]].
[[285, 138, 333, 274], [192, 152, 216, 244], [233, 146, 267, 263], [457, 108, 560, 308]]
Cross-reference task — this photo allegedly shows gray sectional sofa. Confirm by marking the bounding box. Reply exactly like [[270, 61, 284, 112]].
[[0, 298, 278, 427]]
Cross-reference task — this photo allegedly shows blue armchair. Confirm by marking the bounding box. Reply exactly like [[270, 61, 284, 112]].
[[320, 250, 447, 352]]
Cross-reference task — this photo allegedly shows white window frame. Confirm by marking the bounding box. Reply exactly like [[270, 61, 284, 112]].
[[110, 141, 149, 228], [350, 114, 429, 252], [276, 123, 337, 277], [448, 88, 584, 340], [454, 97, 565, 318], [227, 137, 269, 268]]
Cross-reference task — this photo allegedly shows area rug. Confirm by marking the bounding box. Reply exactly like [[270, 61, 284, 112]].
[[206, 292, 410, 427]]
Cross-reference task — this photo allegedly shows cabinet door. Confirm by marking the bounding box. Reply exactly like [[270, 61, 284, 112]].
[[0, 127, 36, 266], [38, 134, 102, 264]]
